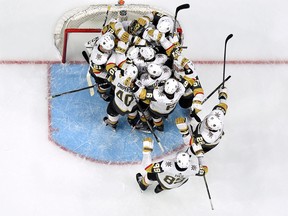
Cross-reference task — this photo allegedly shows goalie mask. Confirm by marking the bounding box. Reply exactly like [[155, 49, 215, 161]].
[[139, 47, 155, 61], [205, 114, 223, 132], [157, 16, 173, 33], [98, 32, 115, 51], [176, 152, 190, 169], [147, 63, 163, 79]]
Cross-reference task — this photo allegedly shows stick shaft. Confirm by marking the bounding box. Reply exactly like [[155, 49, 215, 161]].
[[49, 84, 97, 99], [223, 34, 233, 87], [173, 4, 190, 33], [202, 75, 231, 104], [132, 93, 164, 152], [203, 175, 214, 210]]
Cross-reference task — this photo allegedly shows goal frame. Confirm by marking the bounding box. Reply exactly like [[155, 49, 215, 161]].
[[54, 3, 184, 64]]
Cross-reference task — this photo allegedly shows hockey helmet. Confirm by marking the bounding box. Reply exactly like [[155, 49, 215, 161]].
[[98, 32, 115, 51], [139, 46, 155, 61], [176, 152, 190, 169], [124, 64, 138, 81], [147, 63, 163, 79], [164, 78, 178, 95], [157, 16, 173, 33], [127, 46, 140, 60], [205, 114, 223, 132]]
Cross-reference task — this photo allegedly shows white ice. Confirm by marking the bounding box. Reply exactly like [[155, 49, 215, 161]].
[[1, 0, 288, 215]]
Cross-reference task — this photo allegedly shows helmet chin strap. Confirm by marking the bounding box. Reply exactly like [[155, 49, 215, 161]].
[[174, 162, 188, 171], [164, 91, 174, 99]]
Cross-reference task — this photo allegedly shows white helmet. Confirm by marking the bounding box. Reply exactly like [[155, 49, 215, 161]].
[[124, 64, 138, 81], [127, 46, 140, 60], [157, 16, 173, 33], [164, 78, 178, 95], [205, 114, 223, 131], [139, 47, 155, 61], [176, 152, 190, 169], [98, 32, 115, 51], [147, 63, 163, 79]]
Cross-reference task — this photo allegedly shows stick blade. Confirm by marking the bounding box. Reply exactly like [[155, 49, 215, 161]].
[[225, 34, 233, 43], [176, 3, 190, 13]]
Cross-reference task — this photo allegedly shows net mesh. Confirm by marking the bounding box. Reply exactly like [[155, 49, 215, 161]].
[[54, 4, 183, 63]]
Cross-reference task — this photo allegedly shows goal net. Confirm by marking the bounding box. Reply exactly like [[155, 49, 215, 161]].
[[54, 3, 184, 63]]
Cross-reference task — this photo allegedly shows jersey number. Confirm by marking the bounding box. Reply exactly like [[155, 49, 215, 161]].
[[116, 90, 133, 107], [163, 175, 186, 185]]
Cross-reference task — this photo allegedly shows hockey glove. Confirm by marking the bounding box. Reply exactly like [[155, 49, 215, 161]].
[[197, 165, 208, 176], [218, 87, 228, 102]]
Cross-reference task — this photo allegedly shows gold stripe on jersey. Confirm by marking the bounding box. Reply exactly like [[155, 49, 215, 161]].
[[194, 88, 204, 96], [183, 75, 195, 86], [145, 164, 154, 173], [137, 17, 148, 26], [115, 30, 130, 43], [165, 44, 176, 57], [109, 22, 116, 31], [133, 36, 146, 45], [180, 57, 190, 67], [106, 62, 116, 71], [138, 88, 147, 100], [214, 103, 228, 115], [142, 99, 151, 105]]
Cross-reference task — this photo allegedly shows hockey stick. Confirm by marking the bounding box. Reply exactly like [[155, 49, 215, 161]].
[[48, 84, 97, 99], [223, 34, 233, 88], [82, 50, 89, 63], [173, 4, 190, 34], [103, 5, 112, 27], [190, 75, 231, 121], [131, 93, 164, 152], [202, 75, 231, 104], [203, 175, 214, 210], [82, 51, 95, 96]]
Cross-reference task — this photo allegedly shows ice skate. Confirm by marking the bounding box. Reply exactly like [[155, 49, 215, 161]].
[[136, 173, 148, 191], [134, 121, 151, 133], [103, 117, 117, 131]]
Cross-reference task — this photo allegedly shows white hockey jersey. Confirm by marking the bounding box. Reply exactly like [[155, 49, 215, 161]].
[[89, 41, 112, 79], [111, 70, 137, 114], [149, 83, 185, 115], [140, 65, 172, 88], [145, 157, 199, 190], [188, 103, 227, 154]]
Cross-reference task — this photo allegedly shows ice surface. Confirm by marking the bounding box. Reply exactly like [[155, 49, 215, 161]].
[[1, 0, 288, 215]]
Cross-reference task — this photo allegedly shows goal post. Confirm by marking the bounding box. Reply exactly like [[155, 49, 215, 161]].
[[54, 3, 184, 63]]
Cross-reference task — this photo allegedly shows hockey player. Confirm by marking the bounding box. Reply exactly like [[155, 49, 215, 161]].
[[85, 32, 115, 101], [173, 55, 204, 115], [102, 18, 133, 54], [175, 87, 228, 160], [132, 63, 172, 132], [103, 64, 139, 130], [136, 137, 207, 193], [148, 78, 185, 131]]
